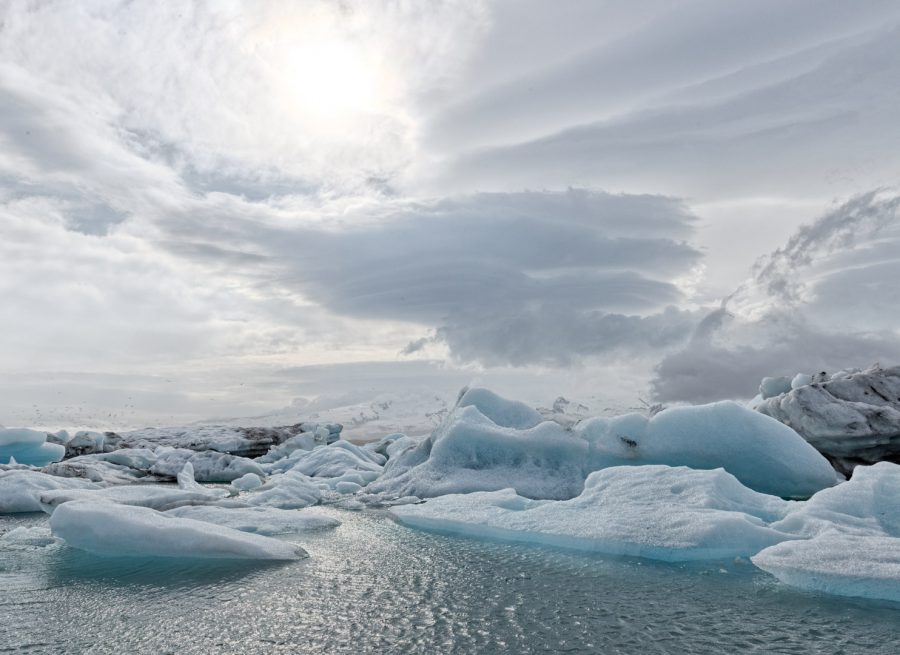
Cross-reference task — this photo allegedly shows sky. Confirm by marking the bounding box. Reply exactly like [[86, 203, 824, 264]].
[[2, 0, 900, 429]]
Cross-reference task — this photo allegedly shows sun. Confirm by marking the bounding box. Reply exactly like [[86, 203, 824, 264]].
[[281, 38, 380, 119]]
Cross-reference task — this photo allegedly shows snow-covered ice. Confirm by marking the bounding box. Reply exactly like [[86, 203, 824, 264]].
[[391, 465, 794, 561], [0, 428, 65, 467], [50, 501, 306, 560]]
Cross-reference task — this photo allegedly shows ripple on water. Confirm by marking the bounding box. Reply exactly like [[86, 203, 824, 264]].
[[1, 509, 899, 654]]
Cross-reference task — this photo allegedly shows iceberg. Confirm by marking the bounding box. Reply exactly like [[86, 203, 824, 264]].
[[752, 462, 900, 602], [116, 422, 340, 459], [368, 404, 587, 500], [0, 428, 65, 467], [38, 482, 229, 513], [391, 465, 795, 561], [577, 401, 841, 498], [231, 472, 264, 491], [0, 470, 100, 513], [756, 365, 900, 475], [150, 448, 264, 482], [276, 441, 384, 478], [247, 471, 323, 509], [50, 501, 306, 560], [370, 389, 839, 500], [164, 505, 339, 535]]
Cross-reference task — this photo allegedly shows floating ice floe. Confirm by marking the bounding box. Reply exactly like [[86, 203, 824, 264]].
[[0, 470, 100, 513], [391, 465, 795, 561], [370, 388, 839, 500], [164, 505, 339, 535], [755, 365, 900, 475], [752, 461, 900, 602], [0, 428, 65, 467], [50, 501, 306, 560]]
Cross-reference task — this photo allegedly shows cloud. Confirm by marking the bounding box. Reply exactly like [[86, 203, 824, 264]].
[[427, 10, 900, 200], [148, 188, 703, 365], [652, 191, 900, 402]]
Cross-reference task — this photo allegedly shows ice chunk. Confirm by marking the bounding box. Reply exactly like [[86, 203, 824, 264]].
[[335, 481, 362, 494], [247, 471, 322, 509], [759, 376, 792, 400], [43, 451, 164, 485], [151, 448, 264, 482], [369, 404, 587, 500], [392, 466, 795, 561], [164, 505, 339, 535], [752, 462, 900, 601], [257, 434, 317, 463], [50, 501, 305, 560], [756, 365, 900, 475], [282, 441, 384, 478], [791, 373, 813, 390], [39, 483, 229, 513], [0, 428, 65, 467], [456, 387, 545, 429], [0, 470, 100, 513], [231, 472, 263, 492], [577, 401, 840, 498]]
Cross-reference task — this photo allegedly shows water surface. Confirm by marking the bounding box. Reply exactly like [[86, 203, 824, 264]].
[[2, 509, 899, 654]]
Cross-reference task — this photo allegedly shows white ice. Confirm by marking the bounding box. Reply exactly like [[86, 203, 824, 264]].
[[391, 465, 795, 561], [752, 462, 900, 602], [0, 470, 100, 513], [50, 501, 306, 560]]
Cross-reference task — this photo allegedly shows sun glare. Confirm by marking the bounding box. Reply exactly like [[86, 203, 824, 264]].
[[284, 39, 379, 116]]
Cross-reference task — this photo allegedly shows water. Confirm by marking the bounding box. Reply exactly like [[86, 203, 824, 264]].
[[2, 509, 899, 654]]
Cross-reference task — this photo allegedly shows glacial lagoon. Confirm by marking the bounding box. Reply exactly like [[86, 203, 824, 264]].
[[2, 508, 899, 655]]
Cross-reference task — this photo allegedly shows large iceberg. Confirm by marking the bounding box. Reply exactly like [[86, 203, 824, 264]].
[[0, 428, 65, 467], [0, 470, 100, 513], [755, 365, 900, 475], [391, 465, 794, 561], [50, 501, 306, 560], [370, 388, 839, 500], [752, 462, 900, 602], [577, 401, 841, 498]]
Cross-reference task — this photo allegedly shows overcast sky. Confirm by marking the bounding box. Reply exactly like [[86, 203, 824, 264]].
[[3, 0, 900, 428]]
